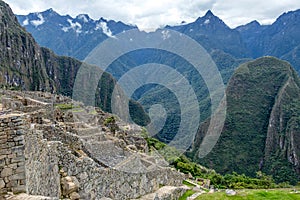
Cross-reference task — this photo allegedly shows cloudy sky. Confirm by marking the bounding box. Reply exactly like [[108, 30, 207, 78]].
[[4, 0, 300, 31]]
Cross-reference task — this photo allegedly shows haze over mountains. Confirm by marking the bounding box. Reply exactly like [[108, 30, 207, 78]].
[[2, 2, 300, 186]]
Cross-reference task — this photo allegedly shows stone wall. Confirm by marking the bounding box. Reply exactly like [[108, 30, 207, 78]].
[[23, 128, 184, 200], [0, 114, 26, 194], [25, 129, 61, 198], [57, 144, 184, 200]]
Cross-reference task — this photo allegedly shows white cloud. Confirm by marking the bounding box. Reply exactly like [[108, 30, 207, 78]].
[[212, 0, 300, 27], [4, 0, 300, 30]]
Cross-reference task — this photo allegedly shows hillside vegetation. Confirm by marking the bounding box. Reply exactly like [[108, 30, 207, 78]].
[[193, 57, 300, 184]]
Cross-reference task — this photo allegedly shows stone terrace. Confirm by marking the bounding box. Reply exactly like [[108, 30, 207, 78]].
[[0, 90, 185, 200]]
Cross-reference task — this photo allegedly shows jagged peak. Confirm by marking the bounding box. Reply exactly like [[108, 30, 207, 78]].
[[274, 9, 300, 25], [40, 8, 59, 16], [193, 9, 228, 28], [204, 10, 215, 17], [99, 17, 108, 22], [76, 14, 91, 22], [248, 20, 261, 26]]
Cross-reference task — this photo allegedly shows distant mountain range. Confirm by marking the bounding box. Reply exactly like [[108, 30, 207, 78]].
[[17, 9, 136, 60], [16, 9, 300, 74]]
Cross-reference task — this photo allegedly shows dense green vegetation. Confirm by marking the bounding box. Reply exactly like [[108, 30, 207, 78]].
[[145, 136, 286, 190], [192, 57, 300, 185]]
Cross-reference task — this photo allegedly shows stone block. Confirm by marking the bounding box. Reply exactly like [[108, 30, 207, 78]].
[[13, 135, 24, 142], [70, 192, 80, 200], [17, 161, 25, 167], [0, 138, 7, 144], [7, 180, 18, 187], [11, 156, 25, 163], [0, 162, 4, 168], [11, 145, 24, 154], [0, 133, 7, 140], [7, 142, 16, 148], [4, 177, 9, 183], [7, 163, 17, 169], [61, 176, 79, 196], [15, 166, 25, 174], [12, 185, 26, 193], [0, 179, 5, 189], [15, 121, 23, 126], [7, 153, 16, 159], [0, 149, 11, 155], [15, 130, 24, 135], [11, 172, 25, 180], [1, 167, 13, 178], [0, 143, 7, 149]]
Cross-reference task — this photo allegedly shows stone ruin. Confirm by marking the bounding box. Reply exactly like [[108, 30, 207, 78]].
[[0, 90, 186, 200]]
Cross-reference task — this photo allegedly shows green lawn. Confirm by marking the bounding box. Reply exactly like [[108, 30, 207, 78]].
[[179, 190, 196, 200], [196, 189, 300, 200]]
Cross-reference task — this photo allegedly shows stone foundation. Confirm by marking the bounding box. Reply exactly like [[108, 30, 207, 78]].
[[0, 114, 26, 195]]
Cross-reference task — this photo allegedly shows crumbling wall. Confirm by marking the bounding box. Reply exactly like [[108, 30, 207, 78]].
[[0, 114, 26, 194]]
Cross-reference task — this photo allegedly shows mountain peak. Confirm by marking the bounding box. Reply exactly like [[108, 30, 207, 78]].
[[275, 9, 300, 25], [249, 20, 261, 26], [204, 10, 214, 17], [42, 8, 57, 14], [76, 14, 91, 22]]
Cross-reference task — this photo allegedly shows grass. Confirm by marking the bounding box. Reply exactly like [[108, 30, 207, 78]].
[[196, 189, 300, 200], [179, 190, 196, 200], [183, 180, 197, 187], [55, 103, 80, 110]]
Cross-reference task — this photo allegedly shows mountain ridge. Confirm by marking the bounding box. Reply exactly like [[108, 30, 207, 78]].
[[192, 56, 300, 184]]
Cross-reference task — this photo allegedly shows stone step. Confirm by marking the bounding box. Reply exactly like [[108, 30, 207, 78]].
[[79, 133, 107, 141], [75, 127, 103, 136], [3, 193, 57, 200], [187, 191, 205, 200], [131, 185, 189, 200]]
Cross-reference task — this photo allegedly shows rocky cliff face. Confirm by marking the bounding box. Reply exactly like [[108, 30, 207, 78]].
[[0, 0, 149, 125], [0, 1, 51, 91], [193, 57, 300, 184]]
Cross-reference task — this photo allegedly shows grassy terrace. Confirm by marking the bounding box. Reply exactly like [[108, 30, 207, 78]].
[[195, 188, 300, 200]]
